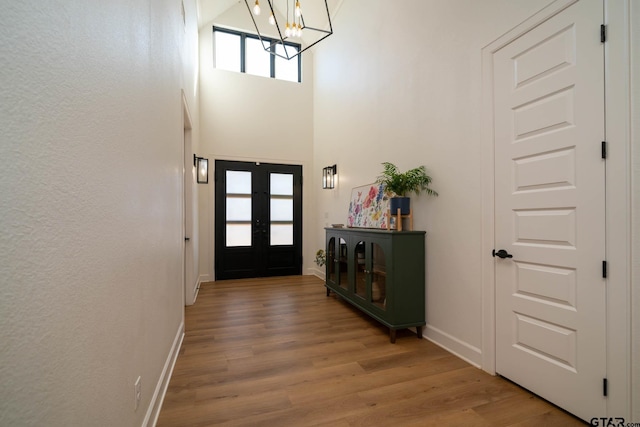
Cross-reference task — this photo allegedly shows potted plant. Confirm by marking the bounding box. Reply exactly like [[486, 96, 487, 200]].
[[376, 162, 438, 215], [314, 249, 326, 267]]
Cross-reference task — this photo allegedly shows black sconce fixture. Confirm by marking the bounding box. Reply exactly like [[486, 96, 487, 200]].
[[194, 154, 208, 184], [322, 164, 337, 189]]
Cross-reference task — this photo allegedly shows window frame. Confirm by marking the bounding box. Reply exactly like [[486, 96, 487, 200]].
[[213, 26, 301, 83]]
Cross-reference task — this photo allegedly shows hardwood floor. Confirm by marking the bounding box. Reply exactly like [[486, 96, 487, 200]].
[[157, 275, 585, 426]]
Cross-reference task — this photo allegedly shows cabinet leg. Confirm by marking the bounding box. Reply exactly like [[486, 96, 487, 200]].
[[416, 326, 423, 339], [389, 329, 396, 344]]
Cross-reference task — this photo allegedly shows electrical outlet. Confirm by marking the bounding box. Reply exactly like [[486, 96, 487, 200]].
[[134, 376, 141, 411]]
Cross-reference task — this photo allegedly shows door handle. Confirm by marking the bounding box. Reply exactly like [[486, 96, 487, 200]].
[[185, 237, 190, 241], [492, 249, 513, 259]]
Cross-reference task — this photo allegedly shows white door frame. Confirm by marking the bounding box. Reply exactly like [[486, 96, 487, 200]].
[[182, 91, 199, 306], [481, 0, 632, 419]]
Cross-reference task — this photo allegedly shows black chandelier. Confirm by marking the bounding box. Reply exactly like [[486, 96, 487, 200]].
[[244, 0, 333, 60]]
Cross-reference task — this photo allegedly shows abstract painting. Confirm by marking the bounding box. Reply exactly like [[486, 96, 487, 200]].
[[347, 183, 391, 229]]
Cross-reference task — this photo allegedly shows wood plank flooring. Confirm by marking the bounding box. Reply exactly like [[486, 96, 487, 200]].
[[157, 275, 585, 426]]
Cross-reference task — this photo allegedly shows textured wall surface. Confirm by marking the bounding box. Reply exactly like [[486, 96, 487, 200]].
[[632, 2, 640, 420], [0, 0, 198, 425]]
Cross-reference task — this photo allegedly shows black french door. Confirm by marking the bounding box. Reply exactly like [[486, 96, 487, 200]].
[[214, 160, 302, 280]]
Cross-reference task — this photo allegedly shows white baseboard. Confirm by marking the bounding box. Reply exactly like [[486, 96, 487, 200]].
[[193, 276, 202, 304], [193, 278, 200, 303], [185, 278, 200, 306], [424, 324, 482, 369], [307, 267, 325, 280], [144, 322, 185, 427]]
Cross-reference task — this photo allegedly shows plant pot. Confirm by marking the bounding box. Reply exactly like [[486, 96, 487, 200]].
[[390, 197, 410, 215]]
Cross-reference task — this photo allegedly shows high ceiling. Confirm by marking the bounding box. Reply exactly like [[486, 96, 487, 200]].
[[196, 0, 343, 32]]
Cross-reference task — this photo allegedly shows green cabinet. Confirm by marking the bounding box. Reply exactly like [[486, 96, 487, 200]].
[[325, 227, 426, 343]]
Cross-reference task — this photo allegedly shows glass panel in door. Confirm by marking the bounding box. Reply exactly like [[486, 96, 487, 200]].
[[327, 237, 336, 285], [225, 170, 252, 247], [354, 241, 366, 299], [371, 243, 386, 310], [338, 238, 348, 290], [269, 173, 294, 246]]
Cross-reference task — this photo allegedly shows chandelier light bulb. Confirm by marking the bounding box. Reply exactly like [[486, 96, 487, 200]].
[[253, 0, 260, 15], [295, 0, 301, 17], [297, 24, 303, 37], [268, 13, 276, 25], [284, 22, 291, 37]]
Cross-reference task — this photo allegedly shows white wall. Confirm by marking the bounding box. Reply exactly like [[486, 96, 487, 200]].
[[197, 3, 316, 281], [0, 0, 199, 425], [631, 1, 640, 420], [313, 0, 552, 365]]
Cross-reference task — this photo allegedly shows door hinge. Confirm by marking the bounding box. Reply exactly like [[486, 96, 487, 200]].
[[602, 261, 608, 278], [603, 378, 608, 396], [602, 141, 607, 159], [600, 24, 607, 43]]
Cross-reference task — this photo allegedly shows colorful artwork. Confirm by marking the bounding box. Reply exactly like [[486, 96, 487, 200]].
[[347, 183, 390, 229]]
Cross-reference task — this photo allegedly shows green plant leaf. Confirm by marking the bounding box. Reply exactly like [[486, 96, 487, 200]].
[[375, 162, 438, 198]]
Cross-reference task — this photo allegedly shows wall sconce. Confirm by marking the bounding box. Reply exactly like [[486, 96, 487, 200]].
[[194, 154, 208, 184], [322, 164, 337, 189]]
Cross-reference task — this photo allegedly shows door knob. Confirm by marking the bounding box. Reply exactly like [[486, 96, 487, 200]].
[[492, 249, 513, 259], [185, 237, 190, 241]]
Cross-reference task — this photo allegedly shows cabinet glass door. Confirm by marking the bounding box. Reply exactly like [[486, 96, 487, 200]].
[[328, 237, 348, 290], [327, 237, 336, 285], [370, 242, 387, 310], [354, 241, 366, 299], [338, 238, 348, 290]]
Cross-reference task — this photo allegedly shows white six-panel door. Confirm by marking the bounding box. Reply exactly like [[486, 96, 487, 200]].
[[493, 0, 606, 421]]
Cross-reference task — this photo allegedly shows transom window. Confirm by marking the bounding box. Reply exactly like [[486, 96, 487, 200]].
[[213, 27, 301, 83]]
